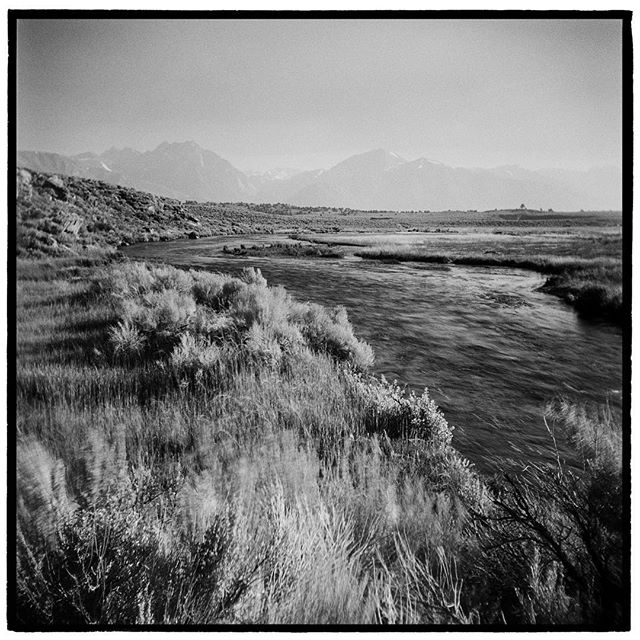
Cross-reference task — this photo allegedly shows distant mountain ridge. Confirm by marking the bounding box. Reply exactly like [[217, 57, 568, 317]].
[[17, 142, 622, 211]]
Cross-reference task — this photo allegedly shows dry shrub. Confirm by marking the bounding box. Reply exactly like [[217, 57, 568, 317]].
[[470, 401, 624, 626], [191, 269, 237, 309], [231, 282, 292, 331], [242, 324, 283, 369], [109, 320, 146, 360], [105, 261, 374, 372], [375, 537, 479, 624], [347, 373, 451, 446], [106, 261, 156, 298], [127, 289, 196, 334], [297, 303, 375, 370], [170, 334, 222, 374]]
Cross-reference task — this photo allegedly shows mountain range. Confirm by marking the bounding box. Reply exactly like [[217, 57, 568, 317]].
[[17, 141, 621, 211]]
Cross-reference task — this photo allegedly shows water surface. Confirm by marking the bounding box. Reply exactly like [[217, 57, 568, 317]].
[[124, 236, 623, 472]]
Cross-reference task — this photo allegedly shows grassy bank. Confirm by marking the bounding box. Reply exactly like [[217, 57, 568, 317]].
[[223, 241, 344, 259], [13, 255, 625, 628], [353, 245, 622, 323]]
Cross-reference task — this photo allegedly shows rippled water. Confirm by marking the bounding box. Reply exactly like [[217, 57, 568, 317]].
[[124, 236, 623, 471]]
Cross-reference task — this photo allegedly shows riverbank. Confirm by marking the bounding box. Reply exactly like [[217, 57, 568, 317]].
[[14, 254, 625, 627]]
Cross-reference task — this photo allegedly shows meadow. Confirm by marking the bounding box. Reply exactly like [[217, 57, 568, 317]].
[[14, 254, 626, 628]]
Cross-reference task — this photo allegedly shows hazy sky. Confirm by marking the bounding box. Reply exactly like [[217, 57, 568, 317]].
[[17, 18, 623, 172]]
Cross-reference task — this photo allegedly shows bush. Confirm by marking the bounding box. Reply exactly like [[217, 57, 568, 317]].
[[170, 334, 222, 375], [191, 270, 235, 309], [231, 282, 292, 331], [348, 374, 451, 446], [471, 401, 624, 626], [109, 320, 146, 360], [239, 266, 267, 286], [298, 304, 374, 371], [107, 261, 156, 298], [190, 306, 235, 340], [242, 324, 283, 369], [104, 261, 375, 372]]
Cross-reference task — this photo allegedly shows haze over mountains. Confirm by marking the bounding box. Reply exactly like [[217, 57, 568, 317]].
[[18, 141, 621, 211]]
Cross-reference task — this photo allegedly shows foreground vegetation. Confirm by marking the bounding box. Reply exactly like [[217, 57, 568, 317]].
[[14, 256, 626, 628]]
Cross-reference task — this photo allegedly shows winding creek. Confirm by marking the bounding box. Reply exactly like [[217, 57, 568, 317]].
[[124, 234, 623, 472]]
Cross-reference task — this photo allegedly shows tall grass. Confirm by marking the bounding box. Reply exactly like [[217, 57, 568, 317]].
[[13, 256, 626, 628]]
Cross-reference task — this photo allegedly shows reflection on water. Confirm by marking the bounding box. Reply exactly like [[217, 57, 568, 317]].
[[124, 237, 623, 472]]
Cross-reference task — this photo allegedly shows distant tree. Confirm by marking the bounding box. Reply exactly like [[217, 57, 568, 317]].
[[520, 203, 526, 210]]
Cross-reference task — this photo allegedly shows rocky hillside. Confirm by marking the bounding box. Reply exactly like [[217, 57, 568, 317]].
[[15, 168, 284, 257], [17, 168, 417, 257]]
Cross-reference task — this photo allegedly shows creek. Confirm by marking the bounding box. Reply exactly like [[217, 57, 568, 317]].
[[124, 235, 623, 471]]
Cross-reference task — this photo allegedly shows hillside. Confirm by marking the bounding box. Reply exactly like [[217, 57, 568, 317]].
[[16, 167, 425, 256], [15, 168, 319, 256]]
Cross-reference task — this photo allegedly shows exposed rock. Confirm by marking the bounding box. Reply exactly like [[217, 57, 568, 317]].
[[59, 213, 83, 236], [16, 168, 33, 200], [45, 174, 65, 189], [481, 292, 532, 308], [43, 175, 68, 200]]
